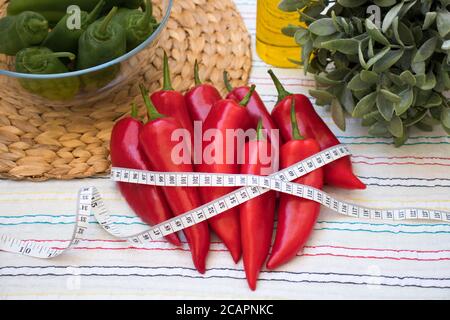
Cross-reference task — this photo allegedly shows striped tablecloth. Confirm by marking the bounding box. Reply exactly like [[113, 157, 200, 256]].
[[1, 0, 450, 299]]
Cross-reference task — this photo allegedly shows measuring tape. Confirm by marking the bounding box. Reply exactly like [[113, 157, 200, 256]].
[[1, 145, 449, 259]]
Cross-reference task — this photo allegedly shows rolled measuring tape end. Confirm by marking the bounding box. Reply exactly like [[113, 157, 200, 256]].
[[1, 145, 449, 259]]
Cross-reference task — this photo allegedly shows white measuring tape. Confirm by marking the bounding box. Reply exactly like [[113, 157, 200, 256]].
[[1, 145, 449, 259]]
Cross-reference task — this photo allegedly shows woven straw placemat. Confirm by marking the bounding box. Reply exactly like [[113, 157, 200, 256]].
[[0, 0, 252, 181]]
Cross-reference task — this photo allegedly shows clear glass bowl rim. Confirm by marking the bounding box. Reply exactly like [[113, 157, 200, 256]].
[[0, 0, 173, 80]]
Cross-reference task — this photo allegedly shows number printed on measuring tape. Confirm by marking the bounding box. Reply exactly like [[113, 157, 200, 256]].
[[1, 145, 449, 259]]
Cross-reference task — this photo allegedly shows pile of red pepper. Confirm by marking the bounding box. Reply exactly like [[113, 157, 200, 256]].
[[110, 53, 366, 290]]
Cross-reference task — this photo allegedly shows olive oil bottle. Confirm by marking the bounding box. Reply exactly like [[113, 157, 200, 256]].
[[256, 0, 303, 68]]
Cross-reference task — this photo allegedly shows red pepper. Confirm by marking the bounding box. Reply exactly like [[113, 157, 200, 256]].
[[268, 70, 366, 190], [110, 104, 181, 246], [196, 86, 256, 263], [267, 99, 324, 270], [139, 85, 210, 274], [224, 71, 280, 143], [185, 61, 222, 123], [240, 120, 277, 290], [149, 52, 194, 142]]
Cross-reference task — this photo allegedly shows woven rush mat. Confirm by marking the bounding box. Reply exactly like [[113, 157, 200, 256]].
[[0, 0, 252, 181]]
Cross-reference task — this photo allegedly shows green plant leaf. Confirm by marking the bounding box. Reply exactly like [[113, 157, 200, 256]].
[[374, 0, 396, 7], [397, 21, 415, 46], [313, 34, 341, 48], [395, 87, 414, 115], [414, 88, 432, 107], [382, 1, 404, 33], [393, 127, 409, 147], [339, 87, 355, 114], [366, 47, 391, 69], [314, 74, 341, 85], [358, 40, 367, 68], [388, 115, 404, 137], [443, 125, 450, 135], [337, 0, 367, 8], [278, 0, 305, 12], [368, 38, 375, 58], [366, 19, 390, 46], [368, 122, 389, 136], [360, 70, 378, 84], [309, 18, 337, 36], [412, 37, 438, 63], [419, 71, 437, 90], [294, 28, 310, 45], [415, 121, 434, 132], [309, 89, 335, 102], [373, 49, 403, 73], [377, 93, 395, 121], [327, 68, 351, 80], [430, 105, 444, 120], [436, 10, 450, 37], [423, 12, 437, 30], [404, 109, 427, 126], [331, 99, 346, 131], [321, 39, 359, 54], [301, 39, 314, 75], [399, 0, 417, 18], [352, 92, 377, 117], [282, 25, 302, 37], [387, 73, 405, 86], [400, 70, 416, 86], [348, 73, 373, 91], [380, 89, 401, 103], [411, 61, 426, 74], [423, 93, 442, 108], [442, 108, 450, 129], [442, 40, 450, 50]]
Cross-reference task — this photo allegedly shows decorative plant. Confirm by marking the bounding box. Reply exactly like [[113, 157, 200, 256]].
[[280, 0, 450, 146]]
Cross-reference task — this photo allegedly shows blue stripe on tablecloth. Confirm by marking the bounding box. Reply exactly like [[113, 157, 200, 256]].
[[1, 266, 449, 289], [2, 221, 450, 234]]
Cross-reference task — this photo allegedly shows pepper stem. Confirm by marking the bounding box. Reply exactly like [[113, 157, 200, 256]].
[[223, 71, 233, 92], [162, 51, 173, 91], [268, 69, 291, 104], [136, 0, 153, 31], [256, 118, 265, 141], [194, 60, 202, 86], [95, 6, 118, 39], [29, 52, 76, 64], [290, 98, 304, 140], [131, 103, 139, 119], [139, 84, 165, 120], [239, 85, 256, 107], [86, 0, 106, 24]]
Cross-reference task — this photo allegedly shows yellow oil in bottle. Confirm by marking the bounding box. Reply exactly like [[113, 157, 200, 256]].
[[256, 0, 304, 68]]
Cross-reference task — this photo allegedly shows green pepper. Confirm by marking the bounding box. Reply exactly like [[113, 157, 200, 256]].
[[112, 0, 158, 51], [0, 11, 48, 56], [42, 0, 105, 54], [77, 6, 126, 90], [7, 0, 143, 26], [15, 47, 80, 101]]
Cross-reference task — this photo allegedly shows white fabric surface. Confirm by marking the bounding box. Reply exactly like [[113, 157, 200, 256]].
[[1, 0, 450, 299]]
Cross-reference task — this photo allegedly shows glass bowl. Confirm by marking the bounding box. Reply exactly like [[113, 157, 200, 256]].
[[0, 0, 172, 107]]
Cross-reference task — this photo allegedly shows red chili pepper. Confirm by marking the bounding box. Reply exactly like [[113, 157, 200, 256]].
[[185, 61, 222, 123], [139, 85, 210, 274], [149, 52, 194, 141], [224, 71, 280, 143], [196, 86, 256, 263], [267, 99, 324, 270], [268, 70, 366, 190], [240, 120, 277, 290], [110, 104, 181, 247]]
